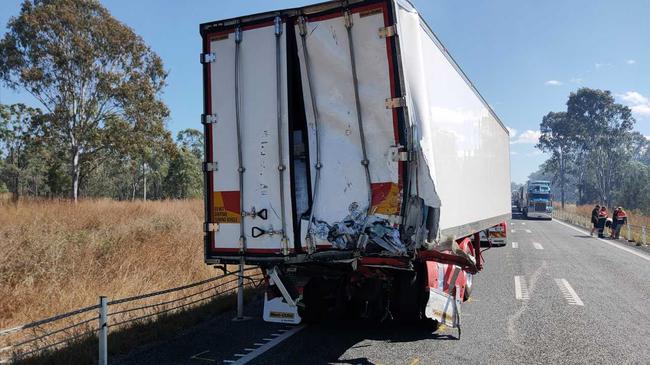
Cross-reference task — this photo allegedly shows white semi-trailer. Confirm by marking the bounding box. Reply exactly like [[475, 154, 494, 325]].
[[200, 0, 510, 330]]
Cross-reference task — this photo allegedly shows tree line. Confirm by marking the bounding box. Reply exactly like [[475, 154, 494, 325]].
[[0, 0, 203, 201], [535, 87, 650, 213]]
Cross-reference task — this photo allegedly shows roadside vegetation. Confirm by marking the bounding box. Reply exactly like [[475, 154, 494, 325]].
[[526, 88, 650, 214], [0, 196, 214, 329], [553, 203, 649, 245]]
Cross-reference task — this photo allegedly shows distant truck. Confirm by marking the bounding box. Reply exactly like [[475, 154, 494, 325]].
[[199, 0, 510, 329], [521, 181, 553, 219]]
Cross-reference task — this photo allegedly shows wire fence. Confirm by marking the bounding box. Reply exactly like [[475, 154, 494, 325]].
[[553, 209, 648, 245], [0, 266, 264, 364]]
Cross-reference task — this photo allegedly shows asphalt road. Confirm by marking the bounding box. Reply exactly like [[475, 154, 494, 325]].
[[118, 214, 650, 365]]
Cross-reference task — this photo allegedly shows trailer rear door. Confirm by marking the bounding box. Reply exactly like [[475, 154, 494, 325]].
[[203, 20, 294, 256], [295, 3, 403, 249]]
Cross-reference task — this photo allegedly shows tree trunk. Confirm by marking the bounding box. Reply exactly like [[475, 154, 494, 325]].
[[142, 161, 147, 201], [71, 148, 81, 203]]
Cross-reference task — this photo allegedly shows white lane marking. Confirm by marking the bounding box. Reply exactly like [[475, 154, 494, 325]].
[[533, 242, 544, 250], [553, 218, 650, 261], [555, 278, 584, 306], [512, 242, 519, 249], [525, 229, 532, 233], [514, 276, 529, 300], [511, 229, 516, 233], [521, 222, 526, 225], [223, 361, 235, 364], [231, 326, 306, 365]]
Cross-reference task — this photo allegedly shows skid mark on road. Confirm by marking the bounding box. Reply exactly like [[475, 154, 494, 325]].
[[222, 325, 305, 364], [512, 242, 518, 249], [533, 242, 544, 250], [555, 278, 584, 306], [508, 261, 547, 349]]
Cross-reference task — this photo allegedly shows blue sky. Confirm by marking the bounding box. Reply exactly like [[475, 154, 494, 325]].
[[1, 0, 649, 183]]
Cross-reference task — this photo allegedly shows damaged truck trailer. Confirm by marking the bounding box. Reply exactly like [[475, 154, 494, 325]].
[[200, 0, 511, 329]]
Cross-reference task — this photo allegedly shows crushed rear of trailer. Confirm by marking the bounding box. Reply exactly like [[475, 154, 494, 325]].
[[200, 0, 510, 328]]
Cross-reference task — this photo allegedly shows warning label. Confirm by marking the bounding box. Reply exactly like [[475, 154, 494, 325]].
[[212, 191, 241, 224]]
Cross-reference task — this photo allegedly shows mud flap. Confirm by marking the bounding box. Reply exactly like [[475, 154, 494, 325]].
[[263, 293, 302, 324], [424, 287, 461, 328], [424, 265, 462, 332]]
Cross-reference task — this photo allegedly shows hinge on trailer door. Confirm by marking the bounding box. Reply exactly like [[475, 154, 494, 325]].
[[390, 145, 415, 162], [204, 222, 219, 232], [200, 52, 216, 64], [378, 25, 397, 38], [203, 162, 218, 172], [385, 97, 407, 109], [201, 114, 218, 125]]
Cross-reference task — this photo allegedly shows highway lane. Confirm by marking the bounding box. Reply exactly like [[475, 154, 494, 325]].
[[118, 214, 650, 364]]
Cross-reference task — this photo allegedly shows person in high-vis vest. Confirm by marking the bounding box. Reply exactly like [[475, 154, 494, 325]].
[[612, 207, 627, 239]]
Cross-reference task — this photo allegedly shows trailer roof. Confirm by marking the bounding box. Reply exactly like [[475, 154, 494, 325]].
[[199, 0, 508, 135]]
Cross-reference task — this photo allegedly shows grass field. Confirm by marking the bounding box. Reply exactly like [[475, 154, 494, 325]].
[[0, 196, 215, 329], [553, 203, 649, 244]]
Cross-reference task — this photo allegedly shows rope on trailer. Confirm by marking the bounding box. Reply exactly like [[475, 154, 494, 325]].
[[298, 15, 323, 254], [344, 10, 373, 229], [234, 25, 247, 254], [274, 16, 289, 255]]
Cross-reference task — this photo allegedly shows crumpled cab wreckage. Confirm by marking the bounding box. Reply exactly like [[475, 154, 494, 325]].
[[200, 0, 511, 332]]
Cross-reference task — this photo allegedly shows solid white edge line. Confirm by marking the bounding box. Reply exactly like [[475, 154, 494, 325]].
[[533, 242, 544, 250], [232, 325, 306, 365], [555, 278, 584, 306], [553, 218, 650, 261]]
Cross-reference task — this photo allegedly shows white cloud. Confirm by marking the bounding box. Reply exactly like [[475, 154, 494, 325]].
[[544, 80, 563, 86], [618, 91, 650, 117], [646, 135, 650, 141], [506, 126, 517, 138], [595, 62, 612, 69], [626, 59, 637, 65], [570, 77, 583, 84], [512, 130, 541, 144]]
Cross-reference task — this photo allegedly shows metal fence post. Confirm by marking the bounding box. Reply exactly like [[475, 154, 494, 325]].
[[235, 257, 245, 320], [98, 296, 108, 365], [626, 223, 631, 242], [641, 226, 646, 245]]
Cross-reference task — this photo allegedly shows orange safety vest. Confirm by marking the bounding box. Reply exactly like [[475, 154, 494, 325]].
[[617, 210, 627, 219]]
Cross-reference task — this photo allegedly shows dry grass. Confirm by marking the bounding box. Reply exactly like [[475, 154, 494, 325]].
[[0, 196, 215, 329], [554, 203, 649, 244]]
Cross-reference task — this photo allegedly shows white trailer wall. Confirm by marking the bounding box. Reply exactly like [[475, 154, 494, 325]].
[[395, 0, 511, 240]]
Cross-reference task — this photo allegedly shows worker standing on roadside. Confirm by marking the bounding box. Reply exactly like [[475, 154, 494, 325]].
[[612, 207, 627, 239], [597, 206, 608, 238], [590, 204, 600, 236], [610, 207, 620, 239]]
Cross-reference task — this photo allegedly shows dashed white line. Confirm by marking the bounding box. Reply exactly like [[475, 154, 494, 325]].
[[525, 229, 532, 233], [533, 242, 544, 250], [230, 326, 306, 365], [521, 222, 526, 225], [555, 278, 584, 306], [511, 229, 516, 233], [553, 219, 650, 261], [514, 276, 529, 300], [512, 242, 519, 249]]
